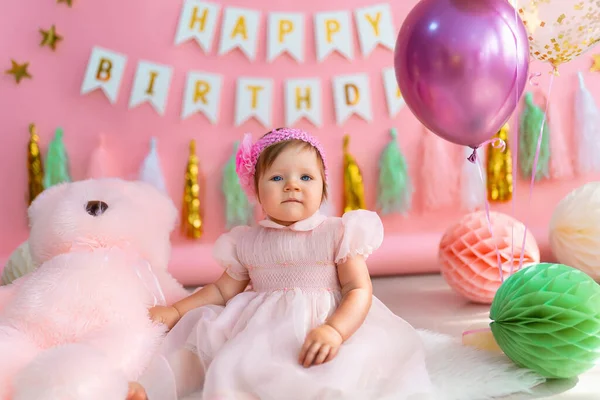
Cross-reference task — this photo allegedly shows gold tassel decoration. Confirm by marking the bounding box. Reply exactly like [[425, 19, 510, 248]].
[[343, 134, 366, 213], [28, 123, 44, 205], [181, 139, 203, 239], [486, 123, 513, 202]]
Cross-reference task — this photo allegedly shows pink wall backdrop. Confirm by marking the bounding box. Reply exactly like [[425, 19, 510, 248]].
[[1, 0, 599, 285]]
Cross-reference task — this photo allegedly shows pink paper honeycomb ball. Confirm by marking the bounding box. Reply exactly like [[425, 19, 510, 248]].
[[438, 211, 540, 304]]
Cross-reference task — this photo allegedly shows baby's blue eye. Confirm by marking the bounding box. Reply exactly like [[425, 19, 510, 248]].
[[271, 176, 283, 181], [301, 175, 312, 181]]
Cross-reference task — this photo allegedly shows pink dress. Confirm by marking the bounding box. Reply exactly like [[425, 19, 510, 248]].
[[141, 210, 434, 400]]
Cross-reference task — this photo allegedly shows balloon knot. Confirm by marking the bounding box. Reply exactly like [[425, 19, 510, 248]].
[[467, 147, 478, 163]]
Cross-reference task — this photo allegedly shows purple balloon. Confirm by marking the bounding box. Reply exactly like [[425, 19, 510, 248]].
[[394, 0, 530, 148]]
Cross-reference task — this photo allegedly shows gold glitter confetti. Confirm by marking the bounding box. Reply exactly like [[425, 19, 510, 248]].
[[519, 0, 600, 71]]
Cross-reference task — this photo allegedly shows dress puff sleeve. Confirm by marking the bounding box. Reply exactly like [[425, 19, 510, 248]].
[[335, 210, 384, 264], [212, 225, 251, 281]]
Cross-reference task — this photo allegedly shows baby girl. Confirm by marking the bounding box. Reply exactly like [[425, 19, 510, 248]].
[[128, 128, 434, 399]]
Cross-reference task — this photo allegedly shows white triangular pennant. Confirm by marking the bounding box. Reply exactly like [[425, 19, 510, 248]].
[[354, 4, 396, 56], [218, 7, 260, 61], [81, 46, 127, 104], [181, 71, 222, 123], [267, 12, 304, 63], [314, 11, 353, 62], [235, 78, 273, 128], [382, 67, 405, 117], [174, 0, 220, 53], [285, 78, 322, 127], [332, 74, 372, 125], [129, 61, 173, 115]]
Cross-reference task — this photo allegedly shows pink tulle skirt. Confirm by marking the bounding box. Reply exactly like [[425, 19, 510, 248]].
[[139, 289, 434, 400]]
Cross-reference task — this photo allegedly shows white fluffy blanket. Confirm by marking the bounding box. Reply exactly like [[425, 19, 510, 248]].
[[419, 329, 577, 400]]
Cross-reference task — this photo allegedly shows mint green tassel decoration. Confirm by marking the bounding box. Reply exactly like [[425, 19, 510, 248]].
[[222, 141, 253, 229], [519, 92, 550, 181], [43, 127, 71, 188], [377, 128, 413, 215]]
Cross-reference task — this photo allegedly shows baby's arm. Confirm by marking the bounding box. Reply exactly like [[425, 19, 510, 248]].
[[325, 255, 373, 341], [300, 210, 383, 367], [173, 272, 249, 315], [149, 272, 248, 329], [150, 225, 251, 329], [299, 255, 372, 367]]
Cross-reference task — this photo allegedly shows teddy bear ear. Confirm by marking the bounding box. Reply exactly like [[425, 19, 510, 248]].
[[27, 183, 70, 226], [158, 193, 179, 232], [134, 180, 179, 232]]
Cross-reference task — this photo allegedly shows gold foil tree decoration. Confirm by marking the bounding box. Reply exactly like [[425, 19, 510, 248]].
[[487, 123, 513, 202], [181, 139, 203, 239], [28, 124, 44, 205], [343, 134, 366, 213]]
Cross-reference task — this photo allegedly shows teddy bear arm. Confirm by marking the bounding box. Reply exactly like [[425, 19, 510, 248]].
[[80, 321, 167, 381]]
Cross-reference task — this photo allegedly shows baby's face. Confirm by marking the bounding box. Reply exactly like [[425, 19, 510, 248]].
[[257, 145, 324, 226]]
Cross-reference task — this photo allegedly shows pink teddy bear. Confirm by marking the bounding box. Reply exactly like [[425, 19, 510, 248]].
[[0, 178, 189, 400]]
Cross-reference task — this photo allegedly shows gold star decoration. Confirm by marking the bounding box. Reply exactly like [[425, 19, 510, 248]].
[[5, 60, 32, 83], [40, 25, 63, 51], [591, 55, 600, 73], [57, 0, 73, 6]]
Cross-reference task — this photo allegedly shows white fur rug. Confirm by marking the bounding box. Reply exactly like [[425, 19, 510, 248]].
[[179, 330, 576, 400], [419, 330, 577, 400]]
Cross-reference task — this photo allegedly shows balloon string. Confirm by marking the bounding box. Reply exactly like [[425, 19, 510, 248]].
[[510, 2, 521, 272], [463, 327, 492, 336], [514, 73, 556, 276], [528, 72, 542, 86], [473, 148, 504, 283]]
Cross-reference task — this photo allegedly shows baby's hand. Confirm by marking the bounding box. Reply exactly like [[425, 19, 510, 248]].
[[127, 381, 147, 400], [299, 323, 343, 368], [148, 305, 180, 330]]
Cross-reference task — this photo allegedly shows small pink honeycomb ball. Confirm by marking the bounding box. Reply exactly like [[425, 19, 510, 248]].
[[438, 211, 540, 304]]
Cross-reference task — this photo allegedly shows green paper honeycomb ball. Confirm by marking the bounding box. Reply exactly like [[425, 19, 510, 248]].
[[490, 263, 600, 379]]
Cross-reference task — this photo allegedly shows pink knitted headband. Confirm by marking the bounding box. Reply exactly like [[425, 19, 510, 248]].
[[235, 127, 328, 198]]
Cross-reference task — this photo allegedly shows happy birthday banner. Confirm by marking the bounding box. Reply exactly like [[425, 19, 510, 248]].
[[173, 1, 397, 62], [79, 1, 404, 127]]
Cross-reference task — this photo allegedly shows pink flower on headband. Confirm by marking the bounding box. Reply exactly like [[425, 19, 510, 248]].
[[235, 128, 328, 199], [235, 134, 255, 194]]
